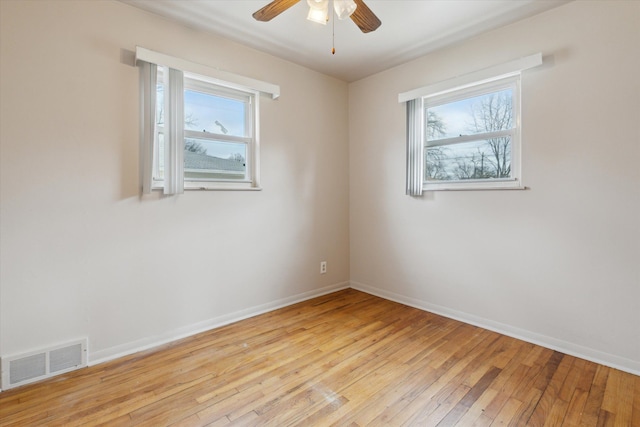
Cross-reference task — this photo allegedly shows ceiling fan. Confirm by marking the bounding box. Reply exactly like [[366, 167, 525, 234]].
[[253, 0, 382, 33]]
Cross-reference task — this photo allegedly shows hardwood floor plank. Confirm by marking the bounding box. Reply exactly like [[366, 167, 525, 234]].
[[575, 360, 599, 393], [493, 396, 524, 425], [580, 365, 611, 425], [559, 358, 587, 402], [285, 394, 349, 427], [392, 335, 504, 425], [0, 289, 637, 427], [414, 382, 471, 426], [471, 413, 494, 426], [203, 415, 231, 426], [477, 390, 511, 422], [610, 369, 635, 426], [597, 409, 616, 426], [435, 366, 502, 426], [542, 398, 569, 427], [312, 332, 442, 423], [633, 374, 640, 427], [354, 362, 442, 425], [167, 413, 205, 427], [455, 387, 499, 426], [508, 387, 542, 426], [522, 345, 553, 368], [363, 366, 443, 425], [196, 389, 265, 425], [527, 352, 572, 425], [563, 389, 589, 426]]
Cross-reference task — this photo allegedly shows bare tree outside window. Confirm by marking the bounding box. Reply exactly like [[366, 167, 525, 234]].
[[466, 92, 512, 179], [425, 86, 514, 182], [424, 112, 450, 180]]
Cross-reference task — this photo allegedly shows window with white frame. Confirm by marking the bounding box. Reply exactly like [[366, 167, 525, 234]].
[[423, 76, 520, 190], [401, 53, 542, 194], [154, 68, 258, 190], [137, 47, 279, 194]]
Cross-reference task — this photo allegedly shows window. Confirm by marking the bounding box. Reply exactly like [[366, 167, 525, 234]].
[[136, 47, 279, 194], [154, 68, 258, 190], [423, 76, 520, 190], [400, 53, 542, 194]]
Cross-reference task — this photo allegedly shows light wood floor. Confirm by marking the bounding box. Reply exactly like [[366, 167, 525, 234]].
[[1, 289, 638, 426]]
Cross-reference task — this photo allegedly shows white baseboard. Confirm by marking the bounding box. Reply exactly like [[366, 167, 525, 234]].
[[350, 280, 640, 376], [70, 279, 640, 376], [89, 282, 350, 366]]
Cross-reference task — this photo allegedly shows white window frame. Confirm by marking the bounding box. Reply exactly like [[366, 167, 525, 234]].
[[399, 53, 542, 194], [423, 75, 521, 191], [152, 69, 260, 191], [136, 47, 279, 194]]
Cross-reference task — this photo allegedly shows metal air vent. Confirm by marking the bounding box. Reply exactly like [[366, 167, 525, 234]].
[[1, 339, 87, 390]]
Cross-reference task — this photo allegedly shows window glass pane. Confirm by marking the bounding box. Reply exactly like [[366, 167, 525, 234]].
[[154, 132, 165, 180], [427, 88, 513, 141], [154, 76, 165, 181], [425, 137, 511, 181], [184, 90, 247, 137], [184, 138, 246, 180], [156, 83, 164, 127]]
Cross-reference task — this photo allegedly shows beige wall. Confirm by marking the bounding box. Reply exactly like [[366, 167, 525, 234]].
[[349, 0, 639, 373], [0, 0, 350, 362]]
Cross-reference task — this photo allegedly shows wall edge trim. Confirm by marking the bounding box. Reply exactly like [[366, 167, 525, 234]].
[[350, 280, 640, 376], [88, 282, 350, 366]]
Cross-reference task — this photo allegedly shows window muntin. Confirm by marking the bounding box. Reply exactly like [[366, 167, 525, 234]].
[[153, 67, 257, 189], [423, 76, 520, 190]]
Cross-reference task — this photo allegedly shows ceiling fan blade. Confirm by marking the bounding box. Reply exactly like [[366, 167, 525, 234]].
[[350, 0, 381, 33], [253, 0, 301, 22]]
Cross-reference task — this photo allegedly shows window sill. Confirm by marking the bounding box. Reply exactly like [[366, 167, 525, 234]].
[[423, 179, 526, 192], [151, 182, 262, 192], [184, 185, 262, 191]]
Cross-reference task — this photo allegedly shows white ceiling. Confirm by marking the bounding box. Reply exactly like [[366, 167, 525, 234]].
[[120, 0, 570, 82]]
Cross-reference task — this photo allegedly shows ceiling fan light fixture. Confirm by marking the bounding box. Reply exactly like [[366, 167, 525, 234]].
[[334, 0, 357, 20], [253, 0, 381, 34], [306, 0, 329, 25]]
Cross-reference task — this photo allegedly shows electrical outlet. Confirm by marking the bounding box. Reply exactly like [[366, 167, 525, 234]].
[[320, 261, 327, 274]]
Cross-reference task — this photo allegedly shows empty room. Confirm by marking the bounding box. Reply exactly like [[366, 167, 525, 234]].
[[0, 0, 638, 425]]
